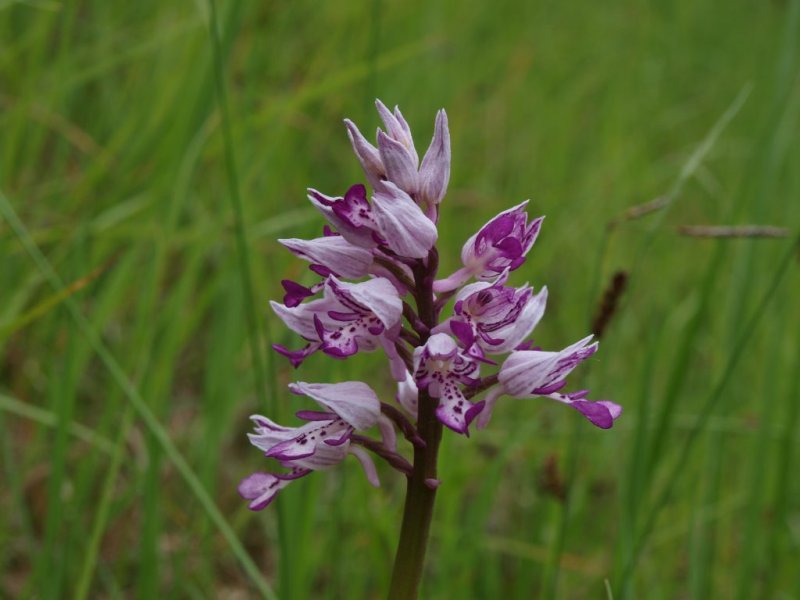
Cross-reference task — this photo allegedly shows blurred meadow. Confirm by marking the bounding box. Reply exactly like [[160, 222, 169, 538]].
[[2, 0, 799, 598]]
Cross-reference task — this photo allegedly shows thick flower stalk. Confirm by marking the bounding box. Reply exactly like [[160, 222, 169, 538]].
[[239, 101, 621, 599]]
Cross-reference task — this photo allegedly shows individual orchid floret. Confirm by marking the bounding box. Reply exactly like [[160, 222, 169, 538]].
[[307, 185, 379, 249], [413, 333, 483, 435], [434, 201, 544, 293], [239, 381, 383, 510], [344, 101, 451, 213], [271, 276, 402, 367], [476, 336, 622, 430], [440, 269, 548, 361], [307, 182, 437, 259]]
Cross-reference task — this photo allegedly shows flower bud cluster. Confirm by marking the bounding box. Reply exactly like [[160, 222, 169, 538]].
[[239, 101, 620, 510]]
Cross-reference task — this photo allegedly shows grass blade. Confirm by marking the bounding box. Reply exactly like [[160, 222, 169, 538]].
[[0, 188, 277, 600]]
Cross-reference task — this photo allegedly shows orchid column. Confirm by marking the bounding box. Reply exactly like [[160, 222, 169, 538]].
[[238, 101, 621, 599]]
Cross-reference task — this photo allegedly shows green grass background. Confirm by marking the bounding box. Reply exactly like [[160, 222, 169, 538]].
[[1, 0, 799, 598]]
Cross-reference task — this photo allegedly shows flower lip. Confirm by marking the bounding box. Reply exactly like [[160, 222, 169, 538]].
[[414, 334, 483, 435]]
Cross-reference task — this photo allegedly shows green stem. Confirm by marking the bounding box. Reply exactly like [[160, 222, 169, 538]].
[[388, 250, 440, 599], [388, 390, 442, 600]]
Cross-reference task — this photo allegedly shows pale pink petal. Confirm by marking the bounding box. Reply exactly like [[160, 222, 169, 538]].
[[279, 236, 373, 279], [418, 109, 450, 206], [344, 119, 385, 190], [378, 130, 419, 194], [289, 381, 381, 431], [371, 183, 438, 258], [349, 445, 381, 488], [238, 472, 292, 511], [329, 276, 403, 330]]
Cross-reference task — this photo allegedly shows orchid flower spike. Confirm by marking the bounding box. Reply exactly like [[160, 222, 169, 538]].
[[239, 102, 619, 526]]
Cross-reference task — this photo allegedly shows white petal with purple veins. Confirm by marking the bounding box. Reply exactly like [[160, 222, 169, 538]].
[[307, 187, 378, 249], [279, 236, 373, 279], [488, 286, 548, 354], [289, 381, 381, 431], [329, 276, 402, 330], [371, 183, 438, 258], [499, 335, 597, 397], [270, 298, 340, 341]]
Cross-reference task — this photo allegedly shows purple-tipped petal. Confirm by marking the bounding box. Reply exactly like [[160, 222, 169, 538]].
[[265, 438, 317, 461], [498, 336, 597, 398], [281, 280, 316, 307], [599, 400, 623, 420], [247, 415, 298, 452], [571, 401, 617, 429], [328, 276, 403, 330]]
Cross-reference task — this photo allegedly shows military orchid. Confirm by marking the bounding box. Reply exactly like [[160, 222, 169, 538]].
[[239, 101, 621, 598]]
